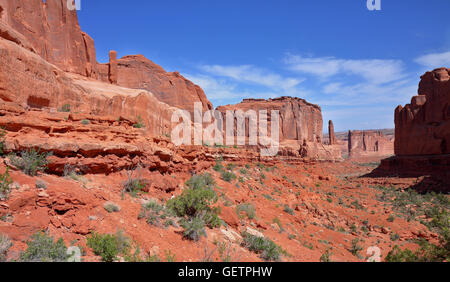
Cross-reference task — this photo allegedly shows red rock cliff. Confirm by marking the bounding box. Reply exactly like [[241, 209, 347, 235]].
[[394, 68, 450, 156], [0, 0, 98, 77], [216, 97, 342, 161], [217, 97, 323, 144], [102, 54, 213, 115], [348, 130, 394, 158], [0, 0, 213, 115]]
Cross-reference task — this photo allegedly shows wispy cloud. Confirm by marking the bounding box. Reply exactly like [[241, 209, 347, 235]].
[[184, 53, 422, 131], [199, 64, 304, 90], [284, 54, 406, 84], [185, 73, 280, 106], [414, 51, 450, 69]]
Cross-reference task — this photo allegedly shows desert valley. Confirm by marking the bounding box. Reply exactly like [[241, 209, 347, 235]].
[[0, 0, 449, 263]]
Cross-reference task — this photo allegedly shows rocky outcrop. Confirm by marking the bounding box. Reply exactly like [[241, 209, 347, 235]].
[[0, 0, 213, 119], [217, 97, 342, 160], [348, 130, 394, 158], [376, 68, 450, 188], [103, 54, 213, 115], [328, 120, 337, 145], [217, 97, 324, 143], [0, 38, 176, 137], [394, 68, 450, 156], [0, 0, 98, 78]]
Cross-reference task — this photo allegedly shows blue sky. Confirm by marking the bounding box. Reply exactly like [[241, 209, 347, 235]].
[[77, 0, 450, 132]]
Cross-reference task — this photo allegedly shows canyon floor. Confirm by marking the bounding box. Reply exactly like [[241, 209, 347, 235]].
[[1, 148, 447, 262]]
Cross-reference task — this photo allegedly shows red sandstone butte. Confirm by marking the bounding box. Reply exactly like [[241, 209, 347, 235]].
[[395, 68, 450, 156], [217, 97, 342, 161], [348, 130, 394, 158]]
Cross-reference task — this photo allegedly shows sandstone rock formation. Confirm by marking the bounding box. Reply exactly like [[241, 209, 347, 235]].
[[328, 120, 337, 145], [103, 54, 213, 115], [0, 0, 213, 123], [217, 97, 342, 161], [0, 0, 98, 77], [394, 68, 450, 156], [348, 130, 394, 158]]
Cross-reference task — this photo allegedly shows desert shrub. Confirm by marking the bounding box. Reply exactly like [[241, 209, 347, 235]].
[[167, 173, 221, 232], [283, 205, 294, 215], [320, 249, 332, 262], [104, 202, 120, 213], [385, 246, 420, 262], [0, 234, 12, 262], [122, 168, 146, 197], [81, 119, 90, 125], [0, 167, 12, 200], [213, 162, 224, 172], [58, 104, 71, 113], [20, 232, 68, 262], [35, 180, 47, 189], [239, 168, 248, 175], [241, 232, 283, 261], [236, 203, 256, 220], [10, 148, 52, 176], [180, 215, 207, 241], [221, 171, 237, 183], [226, 163, 236, 171], [133, 116, 145, 128], [87, 231, 130, 262], [217, 241, 235, 262], [139, 200, 176, 228], [349, 238, 363, 257]]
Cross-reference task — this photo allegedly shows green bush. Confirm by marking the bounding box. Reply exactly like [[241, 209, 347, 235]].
[[180, 216, 207, 241], [320, 249, 332, 262], [0, 167, 12, 200], [139, 200, 176, 228], [81, 119, 90, 125], [104, 202, 120, 213], [283, 205, 294, 215], [122, 169, 146, 198], [87, 231, 130, 262], [236, 203, 256, 220], [241, 232, 283, 261], [349, 238, 363, 257], [213, 162, 224, 172], [221, 171, 237, 183], [10, 148, 52, 176], [20, 232, 68, 262], [133, 116, 145, 128], [167, 173, 221, 231], [58, 104, 71, 113], [0, 234, 12, 262]]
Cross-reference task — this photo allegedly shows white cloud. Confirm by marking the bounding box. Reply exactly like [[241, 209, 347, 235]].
[[414, 51, 450, 69], [185, 73, 280, 106], [284, 54, 405, 84], [199, 64, 304, 90]]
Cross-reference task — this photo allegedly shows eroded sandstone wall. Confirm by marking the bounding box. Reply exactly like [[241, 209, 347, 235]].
[[395, 68, 450, 156], [216, 97, 342, 161], [0, 0, 213, 115], [0, 0, 98, 77], [217, 97, 323, 144], [348, 130, 394, 157]]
